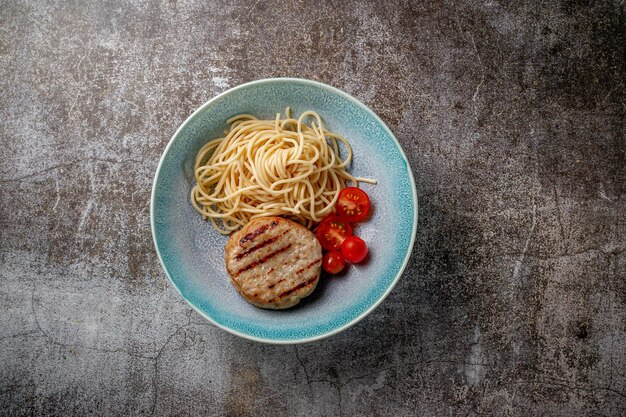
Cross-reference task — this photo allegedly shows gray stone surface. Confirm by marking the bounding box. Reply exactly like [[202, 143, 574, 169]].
[[1, 0, 624, 415]]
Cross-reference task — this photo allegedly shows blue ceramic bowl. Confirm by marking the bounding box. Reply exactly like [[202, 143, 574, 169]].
[[151, 78, 417, 344]]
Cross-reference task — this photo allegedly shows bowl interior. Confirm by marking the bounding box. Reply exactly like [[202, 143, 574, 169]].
[[152, 79, 417, 343]]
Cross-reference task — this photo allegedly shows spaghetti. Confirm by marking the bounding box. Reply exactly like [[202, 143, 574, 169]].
[[191, 109, 375, 234]]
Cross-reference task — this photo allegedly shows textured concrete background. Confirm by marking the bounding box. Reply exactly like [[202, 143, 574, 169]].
[[1, 0, 624, 416]]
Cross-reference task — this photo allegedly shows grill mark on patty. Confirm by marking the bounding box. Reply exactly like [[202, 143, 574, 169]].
[[296, 257, 322, 275], [268, 278, 285, 289], [234, 243, 292, 276], [234, 230, 289, 261], [278, 275, 318, 298], [239, 220, 278, 246]]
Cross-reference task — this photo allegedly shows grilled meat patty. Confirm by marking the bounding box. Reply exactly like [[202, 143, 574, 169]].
[[225, 217, 323, 309]]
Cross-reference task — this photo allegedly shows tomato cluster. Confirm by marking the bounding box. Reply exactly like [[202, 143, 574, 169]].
[[316, 187, 372, 275]]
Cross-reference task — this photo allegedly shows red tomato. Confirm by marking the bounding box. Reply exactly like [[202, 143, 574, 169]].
[[323, 251, 346, 274], [316, 216, 352, 251], [341, 236, 368, 263], [336, 187, 371, 222]]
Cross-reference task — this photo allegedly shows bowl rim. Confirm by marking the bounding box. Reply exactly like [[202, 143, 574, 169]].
[[150, 77, 418, 344]]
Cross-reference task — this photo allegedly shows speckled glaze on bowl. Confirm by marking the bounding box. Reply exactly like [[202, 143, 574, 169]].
[[151, 78, 417, 344]]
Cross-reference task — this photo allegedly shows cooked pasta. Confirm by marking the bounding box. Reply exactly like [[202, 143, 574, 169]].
[[190, 109, 375, 234]]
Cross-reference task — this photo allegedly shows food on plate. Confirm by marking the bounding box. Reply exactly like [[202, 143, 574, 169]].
[[191, 109, 376, 307], [316, 211, 370, 275], [191, 109, 375, 235], [225, 216, 322, 309], [322, 251, 346, 274], [315, 215, 352, 251], [335, 187, 371, 222], [341, 236, 368, 263]]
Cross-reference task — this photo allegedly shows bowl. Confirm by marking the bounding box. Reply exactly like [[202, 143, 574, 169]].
[[151, 78, 417, 344]]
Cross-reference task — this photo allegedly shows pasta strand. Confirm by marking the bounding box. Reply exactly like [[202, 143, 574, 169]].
[[191, 109, 376, 234]]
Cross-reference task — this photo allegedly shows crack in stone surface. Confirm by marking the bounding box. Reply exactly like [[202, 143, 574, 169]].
[[0, 157, 146, 183], [294, 347, 344, 416], [149, 311, 193, 415], [29, 287, 195, 370]]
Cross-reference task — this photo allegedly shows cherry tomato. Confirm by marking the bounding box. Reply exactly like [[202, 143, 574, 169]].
[[323, 251, 346, 274], [316, 215, 352, 251], [336, 187, 371, 222], [341, 236, 368, 263]]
